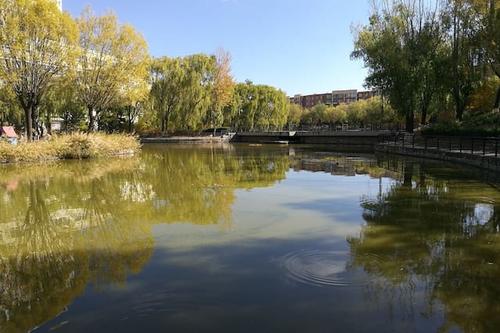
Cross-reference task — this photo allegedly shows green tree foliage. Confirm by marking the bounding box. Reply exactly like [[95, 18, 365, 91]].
[[176, 54, 217, 131], [291, 97, 398, 130], [467, 0, 499, 109], [0, 0, 78, 140], [352, 0, 445, 132], [288, 103, 306, 130], [0, 86, 22, 128], [75, 7, 149, 132], [353, 0, 499, 132], [209, 49, 235, 132], [225, 81, 289, 131], [147, 54, 289, 135], [150, 57, 185, 134], [149, 54, 218, 133]]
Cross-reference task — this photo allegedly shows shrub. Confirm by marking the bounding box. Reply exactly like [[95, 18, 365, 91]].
[[421, 110, 500, 137], [0, 133, 140, 163]]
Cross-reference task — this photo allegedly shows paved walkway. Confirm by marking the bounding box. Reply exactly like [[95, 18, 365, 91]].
[[377, 142, 500, 172]]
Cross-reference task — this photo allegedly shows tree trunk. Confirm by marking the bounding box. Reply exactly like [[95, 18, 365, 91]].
[[165, 112, 169, 135], [31, 105, 43, 139], [452, 8, 463, 121], [24, 105, 33, 142], [421, 105, 428, 125], [455, 94, 464, 121], [88, 106, 97, 132], [128, 118, 133, 133], [405, 111, 414, 133], [128, 106, 133, 133], [46, 109, 52, 135], [162, 107, 171, 136]]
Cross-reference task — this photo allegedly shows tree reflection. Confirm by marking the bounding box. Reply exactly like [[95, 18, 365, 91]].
[[348, 160, 500, 333], [0, 180, 90, 332], [141, 145, 289, 226], [0, 144, 289, 331]]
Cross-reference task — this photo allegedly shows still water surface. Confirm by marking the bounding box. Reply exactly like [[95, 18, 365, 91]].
[[0, 144, 499, 333]]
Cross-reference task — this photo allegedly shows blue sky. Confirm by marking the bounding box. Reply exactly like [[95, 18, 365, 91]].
[[63, 0, 372, 96]]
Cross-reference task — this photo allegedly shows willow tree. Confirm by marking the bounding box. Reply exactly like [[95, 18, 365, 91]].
[[0, 0, 78, 140], [228, 81, 289, 131], [150, 57, 185, 134], [76, 7, 149, 131], [179, 54, 217, 131], [150, 55, 218, 134]]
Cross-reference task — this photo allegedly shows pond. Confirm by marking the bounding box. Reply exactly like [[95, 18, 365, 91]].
[[0, 144, 499, 333]]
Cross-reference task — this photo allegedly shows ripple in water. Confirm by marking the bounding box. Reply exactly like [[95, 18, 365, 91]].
[[281, 250, 368, 288], [125, 288, 223, 319]]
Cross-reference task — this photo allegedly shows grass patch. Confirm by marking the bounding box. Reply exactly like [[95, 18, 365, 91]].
[[0, 133, 140, 163]]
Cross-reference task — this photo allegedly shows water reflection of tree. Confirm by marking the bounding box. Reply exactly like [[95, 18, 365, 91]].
[[348, 161, 500, 333], [0, 176, 154, 332], [0, 181, 90, 333], [0, 145, 290, 331], [142, 145, 289, 226]]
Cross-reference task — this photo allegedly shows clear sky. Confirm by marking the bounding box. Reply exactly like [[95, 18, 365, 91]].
[[63, 0, 372, 96]]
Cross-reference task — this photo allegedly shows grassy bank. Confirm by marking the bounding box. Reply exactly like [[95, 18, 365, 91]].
[[0, 133, 140, 163]]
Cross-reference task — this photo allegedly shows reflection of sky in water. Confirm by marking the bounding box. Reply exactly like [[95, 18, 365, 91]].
[[154, 171, 393, 251], [472, 203, 494, 226]]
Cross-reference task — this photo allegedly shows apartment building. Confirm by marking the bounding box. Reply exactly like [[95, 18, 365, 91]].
[[301, 93, 333, 108], [357, 90, 379, 100], [331, 90, 358, 105], [290, 93, 333, 109], [290, 89, 379, 108]]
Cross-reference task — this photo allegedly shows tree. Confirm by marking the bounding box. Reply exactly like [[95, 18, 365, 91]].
[[288, 103, 305, 129], [227, 81, 289, 131], [472, 0, 499, 109], [209, 49, 234, 133], [304, 104, 329, 127], [150, 57, 184, 134], [226, 81, 258, 131], [0, 0, 78, 140], [178, 54, 216, 131], [120, 77, 150, 133], [352, 0, 445, 132], [468, 76, 500, 113], [54, 80, 86, 133], [0, 85, 22, 128], [75, 7, 149, 132], [443, 0, 483, 120]]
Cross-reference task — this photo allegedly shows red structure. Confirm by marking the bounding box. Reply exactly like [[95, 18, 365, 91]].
[[1, 126, 19, 144]]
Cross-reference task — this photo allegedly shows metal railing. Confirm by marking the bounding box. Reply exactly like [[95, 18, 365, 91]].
[[385, 134, 500, 158]]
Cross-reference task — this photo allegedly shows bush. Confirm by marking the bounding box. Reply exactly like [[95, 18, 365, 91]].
[[422, 118, 500, 137], [0, 133, 140, 163]]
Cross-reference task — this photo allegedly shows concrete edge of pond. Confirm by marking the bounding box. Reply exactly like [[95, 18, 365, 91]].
[[141, 137, 229, 144], [376, 143, 500, 173]]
